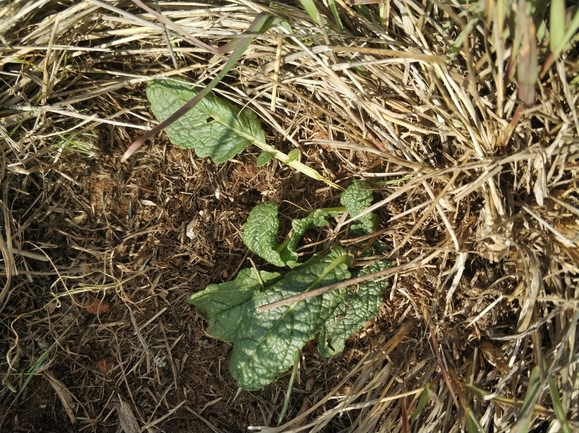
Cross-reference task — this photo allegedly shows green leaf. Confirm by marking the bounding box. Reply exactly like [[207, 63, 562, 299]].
[[561, 9, 579, 55], [287, 209, 335, 252], [513, 366, 542, 433], [190, 182, 388, 390], [243, 202, 338, 268], [318, 259, 391, 357], [548, 374, 571, 433], [465, 408, 485, 433], [285, 149, 300, 164], [280, 208, 338, 267], [147, 79, 265, 164], [299, 0, 322, 26], [341, 181, 379, 235], [242, 201, 287, 267], [550, 0, 566, 55], [328, 0, 344, 33], [411, 383, 432, 422], [188, 268, 281, 342], [230, 249, 351, 390], [446, 17, 480, 60], [256, 151, 275, 167]]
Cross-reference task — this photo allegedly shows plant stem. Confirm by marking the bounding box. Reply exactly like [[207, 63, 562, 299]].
[[277, 350, 300, 426]]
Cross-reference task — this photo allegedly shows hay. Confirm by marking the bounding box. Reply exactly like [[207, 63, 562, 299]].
[[1, 0, 577, 431]]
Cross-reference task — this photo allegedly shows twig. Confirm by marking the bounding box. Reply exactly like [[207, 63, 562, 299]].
[[257, 253, 435, 312]]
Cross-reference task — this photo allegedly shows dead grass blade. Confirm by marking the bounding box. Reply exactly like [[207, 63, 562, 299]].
[[44, 371, 76, 425], [117, 396, 140, 433], [0, 0, 577, 431]]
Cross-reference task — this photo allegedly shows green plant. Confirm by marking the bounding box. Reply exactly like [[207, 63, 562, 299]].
[[188, 181, 391, 390], [52, 132, 97, 158], [145, 79, 337, 188], [124, 3, 339, 188]]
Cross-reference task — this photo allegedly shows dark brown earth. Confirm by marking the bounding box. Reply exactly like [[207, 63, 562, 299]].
[[1, 136, 408, 432], [2, 1, 577, 432]]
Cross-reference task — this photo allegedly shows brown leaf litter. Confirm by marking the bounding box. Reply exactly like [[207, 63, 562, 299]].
[[0, 0, 578, 432]]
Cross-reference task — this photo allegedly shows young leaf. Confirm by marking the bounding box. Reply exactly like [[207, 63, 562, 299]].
[[299, 0, 323, 26], [280, 208, 339, 266], [243, 202, 338, 268], [513, 366, 543, 433], [341, 180, 379, 235], [318, 259, 391, 357], [548, 373, 572, 433], [328, 0, 344, 33], [411, 383, 432, 422], [147, 79, 265, 164], [242, 201, 287, 267], [285, 149, 300, 164], [465, 408, 485, 433], [230, 249, 351, 390], [256, 151, 275, 167], [188, 268, 281, 342]]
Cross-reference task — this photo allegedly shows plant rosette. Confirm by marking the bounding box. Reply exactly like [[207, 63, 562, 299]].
[[189, 181, 392, 391]]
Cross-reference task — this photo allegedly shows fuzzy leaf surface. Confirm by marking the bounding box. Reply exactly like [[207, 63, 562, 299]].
[[147, 79, 265, 163], [242, 201, 286, 267], [280, 208, 338, 266], [341, 180, 379, 235], [230, 249, 351, 390], [318, 259, 392, 357], [188, 268, 281, 342], [286, 209, 336, 256], [243, 202, 337, 268]]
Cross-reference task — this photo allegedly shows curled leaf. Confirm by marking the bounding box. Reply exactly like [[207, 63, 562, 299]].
[[243, 202, 337, 268], [341, 180, 379, 235]]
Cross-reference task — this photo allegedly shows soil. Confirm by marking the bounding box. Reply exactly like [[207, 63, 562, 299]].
[[1, 138, 401, 432], [3, 1, 574, 432]]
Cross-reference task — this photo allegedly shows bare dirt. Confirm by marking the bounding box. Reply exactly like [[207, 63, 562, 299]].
[[2, 1, 577, 432], [1, 134, 403, 432]]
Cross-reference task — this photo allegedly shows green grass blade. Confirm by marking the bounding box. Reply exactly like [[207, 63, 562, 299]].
[[550, 0, 566, 55], [559, 8, 579, 56], [300, 0, 322, 26], [411, 383, 431, 422], [466, 408, 485, 433], [327, 0, 344, 33], [513, 366, 542, 433], [1, 345, 52, 418], [548, 375, 571, 433], [278, 350, 300, 425]]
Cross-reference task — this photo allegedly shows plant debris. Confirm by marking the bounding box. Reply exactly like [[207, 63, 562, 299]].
[[0, 0, 577, 432]]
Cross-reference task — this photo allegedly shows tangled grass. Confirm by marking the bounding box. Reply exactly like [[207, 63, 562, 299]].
[[0, 0, 577, 431]]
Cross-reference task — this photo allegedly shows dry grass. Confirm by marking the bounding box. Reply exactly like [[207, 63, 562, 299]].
[[0, 0, 578, 432]]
